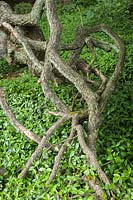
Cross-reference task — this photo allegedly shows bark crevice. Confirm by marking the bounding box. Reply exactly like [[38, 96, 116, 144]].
[[0, 0, 125, 199]]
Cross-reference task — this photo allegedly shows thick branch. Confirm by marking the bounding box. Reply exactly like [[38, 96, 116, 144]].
[[79, 24, 125, 110], [88, 68, 107, 94], [49, 50, 101, 151], [26, 37, 47, 51], [45, 1, 101, 159], [18, 115, 70, 178], [50, 50, 98, 108], [0, 0, 44, 25], [47, 115, 77, 184], [86, 37, 119, 53], [0, 28, 7, 58], [1, 22, 42, 74], [46, 0, 61, 49], [99, 24, 125, 110], [0, 87, 41, 144], [45, 2, 101, 137], [76, 124, 110, 185], [39, 0, 70, 113], [68, 27, 86, 66], [41, 76, 70, 113], [85, 37, 97, 67], [10, 36, 116, 55], [0, 3, 125, 199], [87, 179, 105, 200], [0, 23, 70, 113]]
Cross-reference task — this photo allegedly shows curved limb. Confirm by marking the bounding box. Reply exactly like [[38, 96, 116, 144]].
[[0, 87, 41, 144], [0, 22, 42, 74], [0, 0, 44, 25], [47, 126, 75, 184], [18, 115, 70, 178], [76, 124, 115, 199], [85, 37, 97, 67], [79, 24, 125, 111], [0, 1, 125, 199]]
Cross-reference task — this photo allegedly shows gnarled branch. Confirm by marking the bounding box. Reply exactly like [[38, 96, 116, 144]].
[[0, 87, 41, 144], [18, 114, 70, 178], [0, 0, 125, 199], [0, 0, 44, 25]]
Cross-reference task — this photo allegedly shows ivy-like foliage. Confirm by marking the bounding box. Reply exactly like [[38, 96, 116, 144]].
[[0, 0, 132, 199]]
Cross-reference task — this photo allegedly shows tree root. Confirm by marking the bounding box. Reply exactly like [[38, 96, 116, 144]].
[[0, 0, 126, 199], [0, 87, 41, 144], [18, 115, 70, 178]]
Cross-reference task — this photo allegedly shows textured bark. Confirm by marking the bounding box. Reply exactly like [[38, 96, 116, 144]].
[[47, 115, 77, 184], [5, 0, 35, 8], [0, 0, 125, 198], [0, 87, 41, 144], [0, 28, 7, 57], [0, 0, 44, 25], [18, 115, 70, 178]]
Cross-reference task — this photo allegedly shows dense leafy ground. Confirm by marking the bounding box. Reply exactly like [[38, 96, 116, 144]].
[[0, 1, 132, 199]]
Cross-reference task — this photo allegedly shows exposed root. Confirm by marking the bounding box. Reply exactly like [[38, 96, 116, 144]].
[[0, 0, 125, 199], [47, 117, 76, 184], [76, 124, 114, 198], [0, 87, 41, 144], [76, 124, 111, 185], [18, 115, 70, 178]]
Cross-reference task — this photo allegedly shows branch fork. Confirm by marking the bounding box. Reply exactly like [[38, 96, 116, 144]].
[[0, 0, 125, 199]]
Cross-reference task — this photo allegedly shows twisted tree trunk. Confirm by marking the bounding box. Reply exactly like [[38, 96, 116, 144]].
[[0, 0, 125, 199]]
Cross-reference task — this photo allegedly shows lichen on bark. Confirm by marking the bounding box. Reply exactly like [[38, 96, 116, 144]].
[[0, 0, 125, 199]]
